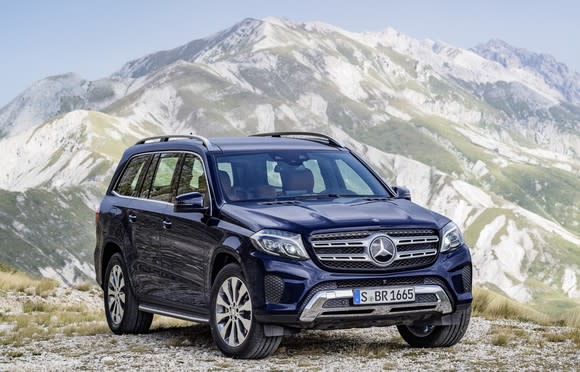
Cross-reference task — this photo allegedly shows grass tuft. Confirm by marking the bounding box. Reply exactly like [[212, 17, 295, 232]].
[[0, 270, 57, 296], [544, 332, 567, 343], [491, 334, 509, 346], [74, 282, 93, 292], [473, 288, 550, 324]]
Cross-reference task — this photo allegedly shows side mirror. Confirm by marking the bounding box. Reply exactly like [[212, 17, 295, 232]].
[[174, 192, 205, 212], [393, 186, 411, 201]]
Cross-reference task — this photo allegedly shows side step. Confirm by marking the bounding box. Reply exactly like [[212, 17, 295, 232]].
[[139, 304, 209, 323]]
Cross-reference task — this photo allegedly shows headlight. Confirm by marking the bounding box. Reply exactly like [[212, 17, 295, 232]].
[[441, 221, 464, 253], [251, 229, 309, 260]]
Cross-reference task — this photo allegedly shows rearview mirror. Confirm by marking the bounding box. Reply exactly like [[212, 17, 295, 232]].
[[393, 186, 411, 201], [174, 192, 205, 212]]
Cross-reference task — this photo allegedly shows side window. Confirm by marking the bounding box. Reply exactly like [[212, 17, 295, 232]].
[[336, 159, 373, 195], [176, 154, 208, 202], [149, 153, 181, 202], [266, 160, 281, 188], [218, 163, 234, 187], [114, 155, 150, 197], [139, 154, 159, 199]]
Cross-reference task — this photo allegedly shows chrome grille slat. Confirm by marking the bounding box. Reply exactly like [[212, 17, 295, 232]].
[[310, 229, 439, 271]]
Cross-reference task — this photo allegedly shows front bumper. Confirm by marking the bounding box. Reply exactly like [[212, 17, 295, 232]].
[[300, 284, 452, 322], [246, 243, 473, 328]]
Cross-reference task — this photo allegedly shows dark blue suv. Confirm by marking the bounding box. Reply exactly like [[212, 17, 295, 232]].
[[94, 132, 472, 359]]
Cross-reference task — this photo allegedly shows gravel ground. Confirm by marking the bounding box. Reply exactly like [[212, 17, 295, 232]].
[[1, 289, 578, 371]]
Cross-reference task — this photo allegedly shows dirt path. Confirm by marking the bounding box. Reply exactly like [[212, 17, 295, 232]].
[[1, 289, 578, 371]]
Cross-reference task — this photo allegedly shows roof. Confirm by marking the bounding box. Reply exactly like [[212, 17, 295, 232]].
[[209, 136, 341, 152], [125, 136, 342, 158]]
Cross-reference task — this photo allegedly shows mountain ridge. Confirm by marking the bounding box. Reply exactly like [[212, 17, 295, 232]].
[[0, 17, 578, 313], [472, 39, 580, 105]]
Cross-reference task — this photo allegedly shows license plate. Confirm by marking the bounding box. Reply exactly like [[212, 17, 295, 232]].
[[353, 286, 415, 305]]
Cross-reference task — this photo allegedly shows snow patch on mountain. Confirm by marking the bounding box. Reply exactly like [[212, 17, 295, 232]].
[[562, 268, 579, 298], [255, 104, 275, 132], [324, 56, 368, 101]]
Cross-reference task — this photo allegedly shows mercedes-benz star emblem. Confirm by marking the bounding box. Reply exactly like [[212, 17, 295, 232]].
[[369, 235, 396, 266]]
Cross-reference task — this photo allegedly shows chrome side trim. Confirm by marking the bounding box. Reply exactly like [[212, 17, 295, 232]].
[[138, 304, 209, 323], [299, 284, 453, 322]]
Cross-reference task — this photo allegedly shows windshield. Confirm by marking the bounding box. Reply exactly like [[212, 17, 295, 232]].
[[215, 151, 390, 202]]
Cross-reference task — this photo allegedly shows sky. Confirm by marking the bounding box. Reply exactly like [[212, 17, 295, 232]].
[[1, 0, 578, 106]]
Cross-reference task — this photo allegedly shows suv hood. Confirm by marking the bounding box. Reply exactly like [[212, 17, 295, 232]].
[[220, 198, 449, 234]]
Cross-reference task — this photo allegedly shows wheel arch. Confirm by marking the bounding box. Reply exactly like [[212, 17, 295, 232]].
[[209, 247, 242, 288], [100, 241, 123, 288]]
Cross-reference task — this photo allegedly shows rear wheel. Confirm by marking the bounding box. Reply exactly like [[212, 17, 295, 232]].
[[209, 263, 281, 359], [104, 253, 153, 334], [397, 306, 471, 347]]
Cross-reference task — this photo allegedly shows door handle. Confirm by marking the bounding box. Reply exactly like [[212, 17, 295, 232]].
[[162, 220, 172, 229], [128, 214, 137, 223]]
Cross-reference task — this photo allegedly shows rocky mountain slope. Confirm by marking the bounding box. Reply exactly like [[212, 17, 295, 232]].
[[0, 17, 578, 312]]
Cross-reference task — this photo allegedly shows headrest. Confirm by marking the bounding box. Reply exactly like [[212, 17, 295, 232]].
[[218, 170, 232, 189], [281, 168, 314, 193], [197, 174, 207, 193]]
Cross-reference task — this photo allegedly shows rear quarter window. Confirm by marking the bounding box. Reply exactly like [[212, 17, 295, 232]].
[[114, 155, 150, 197]]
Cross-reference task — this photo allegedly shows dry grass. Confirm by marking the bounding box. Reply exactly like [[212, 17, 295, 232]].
[[74, 282, 93, 292], [1, 298, 107, 346], [151, 315, 191, 330], [567, 328, 580, 346], [491, 333, 509, 346], [474, 288, 580, 328], [562, 310, 580, 328], [544, 332, 566, 343], [473, 288, 550, 324], [0, 270, 58, 296]]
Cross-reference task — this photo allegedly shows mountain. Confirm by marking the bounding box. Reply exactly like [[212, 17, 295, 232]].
[[0, 17, 578, 313], [472, 39, 580, 106]]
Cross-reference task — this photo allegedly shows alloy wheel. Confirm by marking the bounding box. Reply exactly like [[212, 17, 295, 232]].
[[107, 265, 126, 326], [215, 277, 253, 347]]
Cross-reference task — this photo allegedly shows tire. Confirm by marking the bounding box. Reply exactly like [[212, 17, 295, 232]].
[[104, 253, 153, 334], [209, 263, 282, 359], [397, 306, 471, 348]]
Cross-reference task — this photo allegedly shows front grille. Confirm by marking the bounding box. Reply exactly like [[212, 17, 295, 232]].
[[310, 229, 439, 272], [416, 293, 438, 303], [336, 277, 426, 288], [323, 298, 351, 308]]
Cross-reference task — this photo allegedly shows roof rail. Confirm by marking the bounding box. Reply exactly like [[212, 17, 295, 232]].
[[134, 135, 211, 148], [250, 132, 343, 147]]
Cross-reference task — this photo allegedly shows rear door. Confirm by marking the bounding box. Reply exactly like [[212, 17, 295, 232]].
[[128, 152, 181, 302], [111, 153, 151, 287]]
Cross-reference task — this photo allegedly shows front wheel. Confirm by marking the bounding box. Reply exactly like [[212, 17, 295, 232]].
[[397, 306, 471, 347], [209, 263, 281, 359]]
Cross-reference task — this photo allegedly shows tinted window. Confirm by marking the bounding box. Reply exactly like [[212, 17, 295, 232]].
[[215, 151, 388, 202], [114, 155, 150, 197], [176, 154, 209, 204], [139, 154, 159, 199], [336, 159, 373, 195], [149, 153, 181, 202]]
